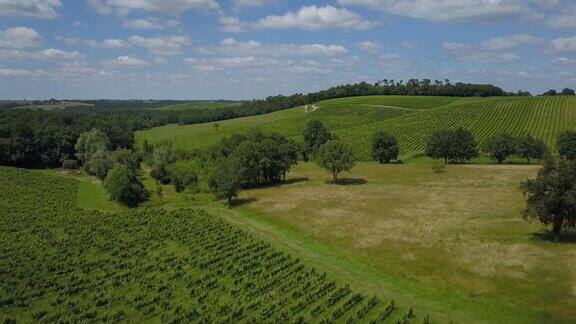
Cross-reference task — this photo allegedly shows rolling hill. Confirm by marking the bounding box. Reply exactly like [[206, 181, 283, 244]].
[[136, 95, 576, 160]]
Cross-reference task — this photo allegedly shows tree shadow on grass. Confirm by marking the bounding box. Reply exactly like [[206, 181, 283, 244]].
[[283, 177, 309, 185], [530, 230, 576, 244], [231, 197, 257, 207], [326, 178, 367, 186]]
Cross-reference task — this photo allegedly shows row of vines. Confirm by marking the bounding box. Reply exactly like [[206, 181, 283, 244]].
[[0, 167, 424, 323]]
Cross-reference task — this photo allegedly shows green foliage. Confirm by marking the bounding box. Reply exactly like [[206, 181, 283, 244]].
[[61, 158, 79, 170], [169, 164, 198, 193], [316, 140, 355, 183], [516, 135, 548, 163], [483, 133, 517, 164], [208, 159, 242, 205], [304, 120, 332, 157], [1, 167, 418, 322], [74, 128, 110, 165], [522, 158, 576, 240], [110, 148, 141, 172], [557, 130, 576, 161], [86, 150, 113, 181], [104, 165, 149, 207], [372, 131, 399, 163], [426, 128, 478, 164], [150, 145, 178, 184]]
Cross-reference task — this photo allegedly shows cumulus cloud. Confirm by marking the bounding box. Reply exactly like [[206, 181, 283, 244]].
[[197, 38, 349, 57], [219, 16, 247, 33], [128, 35, 190, 56], [338, 0, 530, 23], [481, 34, 542, 50], [0, 27, 42, 49], [37, 48, 84, 61], [0, 68, 34, 77], [184, 56, 332, 75], [357, 41, 381, 53], [0, 0, 62, 19], [85, 39, 132, 49], [254, 5, 373, 30], [103, 55, 149, 67], [233, 0, 275, 8], [442, 42, 520, 63], [552, 57, 576, 66], [549, 36, 576, 52], [123, 18, 179, 29], [87, 0, 218, 15], [547, 9, 576, 28]]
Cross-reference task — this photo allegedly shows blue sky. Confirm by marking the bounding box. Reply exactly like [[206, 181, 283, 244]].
[[0, 0, 575, 100]]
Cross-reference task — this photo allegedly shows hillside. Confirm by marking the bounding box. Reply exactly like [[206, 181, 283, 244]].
[[150, 101, 242, 111], [136, 95, 576, 160]]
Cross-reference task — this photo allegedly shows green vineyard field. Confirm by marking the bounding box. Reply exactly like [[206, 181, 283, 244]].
[[136, 95, 576, 161], [0, 167, 419, 323]]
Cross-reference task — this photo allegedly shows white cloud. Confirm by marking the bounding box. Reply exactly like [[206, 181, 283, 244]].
[[0, 68, 34, 77], [55, 36, 79, 45], [357, 41, 381, 53], [481, 34, 542, 50], [103, 55, 149, 67], [0, 27, 42, 49], [552, 57, 576, 66], [88, 0, 218, 15], [549, 36, 576, 52], [128, 35, 190, 56], [338, 0, 530, 23], [184, 56, 331, 75], [219, 16, 247, 33], [254, 5, 373, 30], [233, 0, 275, 7], [85, 39, 132, 49], [0, 0, 62, 19], [547, 9, 576, 28], [442, 42, 520, 63], [197, 38, 349, 57], [123, 18, 162, 29], [37, 48, 84, 61]]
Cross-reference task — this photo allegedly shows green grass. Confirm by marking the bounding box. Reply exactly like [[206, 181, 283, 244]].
[[137, 95, 576, 160], [150, 101, 241, 111]]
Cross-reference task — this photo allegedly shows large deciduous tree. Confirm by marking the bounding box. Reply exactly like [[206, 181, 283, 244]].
[[74, 128, 110, 165], [522, 158, 576, 241], [557, 130, 576, 161], [316, 140, 355, 183], [372, 131, 399, 164], [516, 135, 548, 163], [483, 133, 517, 164], [303, 120, 332, 157], [208, 159, 242, 205], [104, 165, 150, 207], [426, 128, 478, 164]]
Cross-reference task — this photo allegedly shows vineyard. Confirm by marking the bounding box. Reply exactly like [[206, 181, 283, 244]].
[[0, 167, 421, 323], [137, 95, 576, 161]]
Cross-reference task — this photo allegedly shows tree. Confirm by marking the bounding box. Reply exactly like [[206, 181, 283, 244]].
[[316, 140, 355, 183], [561, 88, 575, 95], [86, 150, 112, 181], [278, 139, 300, 180], [208, 159, 242, 205], [104, 165, 150, 207], [557, 130, 576, 161], [150, 146, 178, 184], [169, 164, 198, 193], [516, 135, 548, 163], [542, 89, 557, 96], [62, 158, 79, 170], [426, 128, 477, 164], [303, 120, 332, 157], [74, 128, 110, 165], [214, 123, 220, 132], [483, 133, 517, 164], [521, 158, 576, 241], [372, 131, 399, 164], [110, 148, 141, 172]]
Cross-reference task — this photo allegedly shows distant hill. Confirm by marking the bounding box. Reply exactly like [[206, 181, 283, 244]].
[[137, 95, 576, 160]]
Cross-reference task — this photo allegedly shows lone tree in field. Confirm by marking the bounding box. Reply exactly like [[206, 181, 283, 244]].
[[483, 133, 517, 164], [316, 140, 355, 183], [372, 131, 399, 164], [303, 120, 332, 157], [522, 158, 576, 241], [104, 165, 150, 207], [426, 128, 478, 164], [557, 130, 576, 161], [209, 159, 242, 205], [516, 135, 548, 163]]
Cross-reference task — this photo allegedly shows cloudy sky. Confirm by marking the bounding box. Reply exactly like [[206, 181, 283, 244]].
[[0, 0, 575, 100]]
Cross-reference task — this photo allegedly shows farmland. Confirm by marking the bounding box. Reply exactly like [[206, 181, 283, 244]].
[[136, 95, 576, 160], [0, 167, 419, 323], [150, 101, 242, 111]]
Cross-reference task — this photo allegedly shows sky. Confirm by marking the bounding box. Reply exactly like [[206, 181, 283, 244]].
[[0, 0, 575, 100]]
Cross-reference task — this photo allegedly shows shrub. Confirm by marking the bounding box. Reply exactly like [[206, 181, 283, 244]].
[[372, 131, 399, 164], [169, 165, 198, 193], [104, 165, 149, 207], [62, 158, 80, 170]]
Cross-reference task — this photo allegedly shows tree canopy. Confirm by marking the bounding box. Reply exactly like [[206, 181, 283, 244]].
[[557, 130, 576, 161], [316, 140, 356, 183], [372, 131, 399, 164], [426, 128, 478, 164], [104, 165, 149, 207], [483, 133, 517, 164]]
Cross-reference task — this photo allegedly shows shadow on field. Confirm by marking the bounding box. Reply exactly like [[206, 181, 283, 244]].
[[283, 177, 309, 185], [530, 230, 576, 244], [329, 178, 367, 186], [232, 197, 258, 207]]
